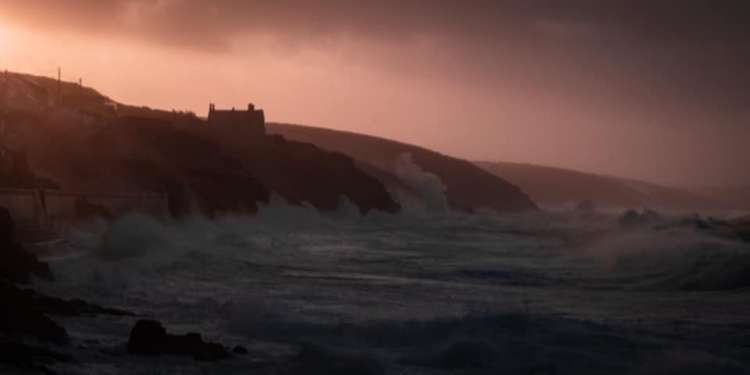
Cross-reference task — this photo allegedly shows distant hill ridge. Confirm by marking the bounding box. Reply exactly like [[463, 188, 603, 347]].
[[267, 123, 740, 212], [267, 123, 537, 213], [475, 161, 725, 211]]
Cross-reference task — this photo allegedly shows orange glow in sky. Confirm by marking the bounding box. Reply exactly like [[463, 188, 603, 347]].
[[1, 5, 749, 187]]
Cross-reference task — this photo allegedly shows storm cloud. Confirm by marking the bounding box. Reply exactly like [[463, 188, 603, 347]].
[[2, 0, 749, 186]]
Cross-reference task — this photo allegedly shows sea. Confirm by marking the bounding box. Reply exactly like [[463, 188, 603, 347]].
[[27, 195, 750, 375]]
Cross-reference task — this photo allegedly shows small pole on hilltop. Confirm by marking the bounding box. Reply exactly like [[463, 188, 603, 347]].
[[57, 67, 61, 100], [0, 70, 6, 136]]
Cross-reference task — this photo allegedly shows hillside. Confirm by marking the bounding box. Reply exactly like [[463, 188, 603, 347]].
[[1, 72, 398, 215], [268, 123, 537, 213], [475, 161, 721, 211]]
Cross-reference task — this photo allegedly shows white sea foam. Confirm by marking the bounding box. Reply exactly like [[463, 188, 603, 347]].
[[32, 194, 750, 374]]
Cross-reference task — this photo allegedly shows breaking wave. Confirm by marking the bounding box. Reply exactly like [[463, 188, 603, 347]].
[[581, 221, 750, 291], [29, 199, 750, 374]]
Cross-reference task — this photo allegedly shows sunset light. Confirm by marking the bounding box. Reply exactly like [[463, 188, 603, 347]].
[[1, 2, 749, 374]]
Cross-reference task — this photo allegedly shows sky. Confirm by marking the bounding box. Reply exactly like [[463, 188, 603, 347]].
[[1, 0, 749, 187]]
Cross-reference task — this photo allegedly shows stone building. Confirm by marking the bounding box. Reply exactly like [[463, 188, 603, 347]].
[[207, 103, 265, 136]]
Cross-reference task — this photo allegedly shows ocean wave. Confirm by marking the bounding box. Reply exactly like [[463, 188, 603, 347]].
[[586, 225, 750, 291]]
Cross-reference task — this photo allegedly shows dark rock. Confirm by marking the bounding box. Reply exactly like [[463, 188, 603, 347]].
[[34, 295, 133, 317], [127, 319, 166, 355], [0, 282, 130, 346], [1, 207, 131, 347], [0, 282, 69, 344], [232, 345, 249, 355], [128, 319, 229, 361], [191, 125, 401, 215], [84, 119, 272, 218], [0, 339, 72, 371], [0, 241, 53, 283], [0, 207, 53, 284]]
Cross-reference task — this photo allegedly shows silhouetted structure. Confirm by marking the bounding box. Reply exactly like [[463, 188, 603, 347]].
[[207, 103, 265, 136], [57, 67, 61, 101], [1, 70, 8, 136]]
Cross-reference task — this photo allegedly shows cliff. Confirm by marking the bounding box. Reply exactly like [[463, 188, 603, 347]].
[[267, 123, 537, 213], [0, 145, 58, 189], [0, 71, 398, 216]]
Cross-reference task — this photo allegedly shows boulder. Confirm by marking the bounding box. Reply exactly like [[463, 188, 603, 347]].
[[1, 204, 128, 343], [0, 282, 69, 344], [128, 320, 229, 361]]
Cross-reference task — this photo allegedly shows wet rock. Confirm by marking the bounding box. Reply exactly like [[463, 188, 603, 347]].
[[0, 241, 52, 284], [1, 211, 128, 343], [0, 339, 72, 371], [0, 282, 69, 344], [128, 319, 229, 361], [33, 295, 133, 317], [0, 207, 52, 284]]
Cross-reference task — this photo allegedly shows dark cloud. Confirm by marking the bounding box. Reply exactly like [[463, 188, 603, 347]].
[[5, 0, 749, 115], [7, 1, 749, 44]]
